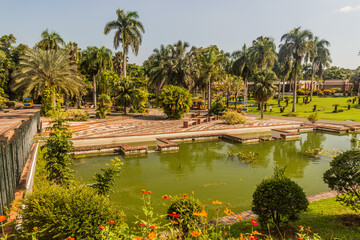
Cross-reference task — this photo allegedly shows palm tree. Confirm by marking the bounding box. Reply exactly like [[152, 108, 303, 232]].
[[80, 46, 112, 108], [252, 69, 278, 119], [305, 36, 330, 101], [250, 36, 277, 69], [11, 49, 85, 111], [104, 9, 145, 78], [114, 77, 136, 114], [35, 29, 65, 51], [316, 41, 332, 95], [112, 51, 125, 76], [280, 27, 313, 112], [232, 44, 254, 104]]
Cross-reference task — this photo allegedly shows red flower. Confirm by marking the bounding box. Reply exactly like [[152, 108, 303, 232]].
[[182, 194, 188, 198], [250, 220, 258, 226], [248, 236, 257, 240], [99, 226, 105, 230], [0, 216, 6, 222], [168, 212, 179, 218], [298, 238, 304, 240], [138, 223, 146, 226], [139, 189, 147, 193], [161, 195, 170, 200], [109, 221, 115, 225], [147, 191, 153, 194], [149, 225, 157, 228], [65, 237, 75, 240]]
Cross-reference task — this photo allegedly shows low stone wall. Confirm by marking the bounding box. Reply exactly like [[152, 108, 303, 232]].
[[73, 144, 148, 155]]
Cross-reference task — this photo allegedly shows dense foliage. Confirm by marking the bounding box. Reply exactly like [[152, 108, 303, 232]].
[[221, 110, 246, 125], [252, 167, 309, 226], [156, 85, 192, 119], [323, 150, 360, 211]]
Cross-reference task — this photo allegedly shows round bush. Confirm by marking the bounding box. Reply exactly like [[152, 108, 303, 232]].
[[167, 195, 203, 234], [323, 150, 360, 210], [252, 168, 309, 226], [18, 184, 125, 239], [221, 110, 246, 125]]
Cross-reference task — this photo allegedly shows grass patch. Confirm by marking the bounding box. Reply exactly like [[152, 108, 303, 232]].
[[241, 96, 360, 122], [229, 197, 360, 239]]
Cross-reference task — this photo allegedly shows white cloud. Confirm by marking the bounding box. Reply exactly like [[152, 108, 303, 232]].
[[337, 5, 360, 13]]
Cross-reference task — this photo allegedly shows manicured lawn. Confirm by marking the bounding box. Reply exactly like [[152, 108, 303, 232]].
[[239, 96, 360, 122], [229, 197, 360, 239]]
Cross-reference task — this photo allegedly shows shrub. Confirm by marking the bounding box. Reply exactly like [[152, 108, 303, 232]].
[[221, 110, 246, 125], [65, 109, 90, 121], [323, 89, 335, 96], [323, 150, 360, 211], [96, 94, 111, 119], [209, 98, 226, 116], [5, 101, 15, 108], [167, 195, 204, 234], [307, 112, 319, 123], [252, 167, 309, 226], [157, 85, 192, 119], [18, 184, 125, 240]]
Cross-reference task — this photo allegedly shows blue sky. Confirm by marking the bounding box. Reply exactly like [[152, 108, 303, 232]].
[[0, 0, 359, 68]]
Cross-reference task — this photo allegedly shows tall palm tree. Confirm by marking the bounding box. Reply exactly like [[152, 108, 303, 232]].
[[280, 27, 313, 112], [35, 29, 65, 51], [316, 40, 332, 95], [305, 36, 330, 101], [11, 49, 85, 110], [114, 77, 136, 114], [250, 36, 277, 69], [232, 44, 254, 104], [112, 51, 125, 76], [104, 9, 145, 78], [80, 46, 112, 108], [252, 69, 278, 119]]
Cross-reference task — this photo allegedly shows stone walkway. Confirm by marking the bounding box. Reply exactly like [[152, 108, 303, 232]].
[[216, 190, 339, 225], [42, 109, 302, 140]]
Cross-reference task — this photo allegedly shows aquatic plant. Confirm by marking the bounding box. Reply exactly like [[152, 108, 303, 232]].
[[238, 151, 258, 163]]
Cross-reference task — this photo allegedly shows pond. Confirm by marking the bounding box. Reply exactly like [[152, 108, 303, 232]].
[[73, 132, 355, 222]]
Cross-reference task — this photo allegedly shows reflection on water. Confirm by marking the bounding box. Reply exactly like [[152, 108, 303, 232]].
[[73, 132, 354, 222]]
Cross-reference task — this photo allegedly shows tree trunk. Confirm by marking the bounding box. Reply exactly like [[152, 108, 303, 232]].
[[77, 96, 81, 109], [92, 74, 97, 108], [310, 63, 315, 102], [226, 90, 229, 108], [124, 101, 127, 115], [358, 82, 360, 97], [65, 94, 69, 111], [235, 92, 238, 109], [282, 78, 285, 100], [208, 77, 211, 111], [260, 102, 264, 119], [123, 48, 127, 78], [278, 78, 282, 99], [292, 61, 298, 112], [244, 78, 248, 103]]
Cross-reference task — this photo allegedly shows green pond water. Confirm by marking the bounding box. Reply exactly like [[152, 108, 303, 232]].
[[73, 132, 355, 222]]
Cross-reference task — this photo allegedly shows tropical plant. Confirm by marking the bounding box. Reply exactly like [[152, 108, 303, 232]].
[[35, 29, 65, 51], [280, 27, 313, 112], [80, 46, 112, 108], [307, 112, 319, 123], [209, 97, 226, 115], [11, 49, 85, 115], [323, 150, 360, 211], [156, 85, 192, 119], [104, 9, 145, 78], [41, 118, 74, 185], [113, 77, 136, 115], [96, 94, 112, 118], [221, 110, 246, 125], [252, 69, 277, 118], [252, 167, 309, 227], [249, 36, 277, 69]]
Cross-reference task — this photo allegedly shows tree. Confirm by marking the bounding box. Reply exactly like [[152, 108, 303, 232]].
[[114, 77, 136, 115], [323, 150, 360, 211], [35, 29, 65, 51], [252, 69, 277, 119], [250, 36, 277, 69], [280, 27, 313, 112], [11, 49, 85, 115], [232, 44, 254, 104], [157, 85, 192, 119], [316, 41, 332, 95], [80, 46, 112, 108], [104, 9, 145, 78], [252, 167, 309, 227]]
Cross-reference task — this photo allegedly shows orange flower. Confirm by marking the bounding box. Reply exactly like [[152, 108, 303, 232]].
[[161, 195, 170, 200], [0, 215, 6, 222], [148, 230, 156, 240], [248, 236, 257, 240], [250, 220, 258, 226], [33, 227, 38, 231], [190, 231, 201, 237], [305, 227, 311, 232], [135, 237, 142, 240], [99, 226, 105, 230], [224, 208, 234, 215], [65, 237, 75, 240], [193, 210, 208, 217], [147, 191, 153, 194], [182, 194, 188, 198], [212, 200, 222, 205], [139, 189, 147, 193], [170, 220, 178, 225], [109, 221, 115, 225], [299, 225, 303, 229], [240, 233, 244, 240], [252, 230, 261, 234], [237, 215, 243, 221], [298, 238, 304, 240]]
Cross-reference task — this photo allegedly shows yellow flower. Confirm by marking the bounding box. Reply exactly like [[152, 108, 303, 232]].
[[193, 210, 208, 217], [212, 200, 222, 205], [237, 215, 243, 221], [224, 208, 234, 215], [190, 231, 201, 237]]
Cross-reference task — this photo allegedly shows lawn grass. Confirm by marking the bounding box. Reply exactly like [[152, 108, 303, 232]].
[[229, 197, 360, 239], [238, 96, 360, 122]]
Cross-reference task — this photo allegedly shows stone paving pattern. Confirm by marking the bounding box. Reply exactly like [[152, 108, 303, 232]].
[[42, 109, 302, 139]]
